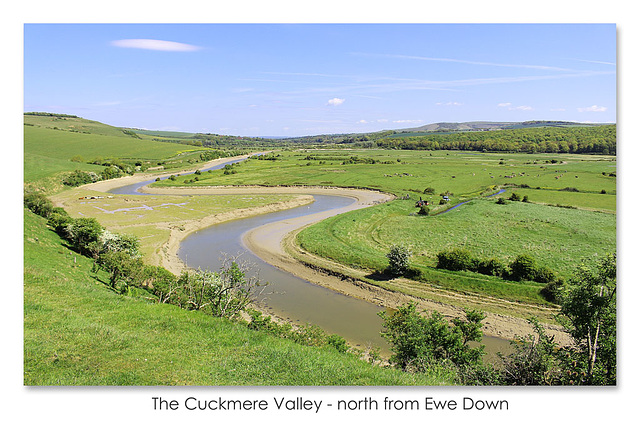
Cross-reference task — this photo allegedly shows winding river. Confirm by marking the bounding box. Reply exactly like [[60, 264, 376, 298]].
[[109, 158, 512, 357]]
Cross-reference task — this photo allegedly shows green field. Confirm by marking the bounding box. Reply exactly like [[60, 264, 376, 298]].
[[154, 148, 616, 308], [153, 149, 616, 210]]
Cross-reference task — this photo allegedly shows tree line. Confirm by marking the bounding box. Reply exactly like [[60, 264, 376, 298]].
[[375, 125, 616, 154]]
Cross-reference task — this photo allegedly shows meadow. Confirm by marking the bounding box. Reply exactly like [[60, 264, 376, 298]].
[[155, 148, 616, 310]]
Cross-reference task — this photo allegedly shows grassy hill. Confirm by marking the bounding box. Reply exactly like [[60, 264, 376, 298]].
[[23, 113, 240, 193], [23, 209, 454, 385]]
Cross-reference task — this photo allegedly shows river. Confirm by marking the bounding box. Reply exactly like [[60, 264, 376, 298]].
[[109, 159, 512, 358]]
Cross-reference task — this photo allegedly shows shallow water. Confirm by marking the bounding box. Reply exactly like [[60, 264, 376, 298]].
[[178, 195, 390, 351]]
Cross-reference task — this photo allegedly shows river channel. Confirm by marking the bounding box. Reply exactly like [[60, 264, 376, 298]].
[[110, 158, 512, 358]]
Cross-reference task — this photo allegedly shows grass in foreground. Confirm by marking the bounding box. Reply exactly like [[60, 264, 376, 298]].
[[24, 209, 456, 385]]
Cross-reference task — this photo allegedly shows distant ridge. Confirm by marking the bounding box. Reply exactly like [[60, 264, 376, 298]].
[[397, 120, 609, 133]]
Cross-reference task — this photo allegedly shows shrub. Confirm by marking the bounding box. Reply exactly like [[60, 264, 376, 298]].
[[534, 265, 557, 284], [477, 258, 507, 277], [46, 207, 72, 233], [522, 195, 530, 203], [379, 303, 485, 371], [423, 187, 436, 195], [509, 193, 521, 201], [540, 278, 564, 303], [436, 248, 477, 271], [496, 197, 507, 205], [24, 193, 54, 218], [418, 205, 430, 216], [509, 254, 539, 281], [63, 217, 103, 256], [386, 245, 412, 276]]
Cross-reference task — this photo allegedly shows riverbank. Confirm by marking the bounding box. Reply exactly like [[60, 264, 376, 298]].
[[141, 183, 570, 346]]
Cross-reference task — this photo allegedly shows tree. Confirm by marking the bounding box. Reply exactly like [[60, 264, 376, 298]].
[[379, 303, 485, 371], [386, 245, 412, 275], [177, 258, 264, 319], [64, 218, 103, 255], [559, 253, 616, 384], [97, 250, 145, 292]]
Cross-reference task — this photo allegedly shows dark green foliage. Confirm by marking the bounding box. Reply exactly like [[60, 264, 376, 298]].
[[417, 205, 430, 216], [436, 248, 477, 271], [522, 195, 529, 203], [500, 318, 561, 385], [377, 124, 616, 155], [508, 192, 521, 201], [423, 187, 436, 195], [64, 217, 103, 256], [496, 197, 507, 205], [435, 249, 558, 285], [46, 207, 72, 234], [540, 278, 563, 303], [509, 254, 538, 281], [476, 258, 507, 277], [509, 254, 556, 283], [97, 250, 145, 292], [379, 303, 485, 373], [24, 193, 54, 218], [63, 170, 98, 186]]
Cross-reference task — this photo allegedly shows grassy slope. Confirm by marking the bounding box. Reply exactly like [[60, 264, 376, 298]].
[[24, 209, 455, 385]]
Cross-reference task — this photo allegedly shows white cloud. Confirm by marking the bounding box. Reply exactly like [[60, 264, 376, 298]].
[[393, 119, 423, 124], [327, 97, 345, 106], [436, 101, 462, 106], [111, 39, 201, 52], [498, 102, 533, 111], [578, 105, 607, 112], [358, 119, 368, 124]]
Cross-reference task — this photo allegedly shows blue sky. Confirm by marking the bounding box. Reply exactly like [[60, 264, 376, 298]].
[[24, 24, 616, 137]]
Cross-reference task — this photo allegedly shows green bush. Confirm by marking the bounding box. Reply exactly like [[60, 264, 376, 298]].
[[509, 254, 539, 281], [436, 248, 477, 271], [477, 258, 507, 277], [63, 170, 97, 187], [24, 193, 54, 218], [379, 303, 485, 371], [386, 245, 412, 276]]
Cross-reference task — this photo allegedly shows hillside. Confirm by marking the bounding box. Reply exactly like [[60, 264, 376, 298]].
[[23, 113, 242, 194], [396, 120, 607, 133]]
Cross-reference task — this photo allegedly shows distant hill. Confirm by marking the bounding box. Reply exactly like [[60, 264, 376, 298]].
[[396, 120, 608, 133]]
